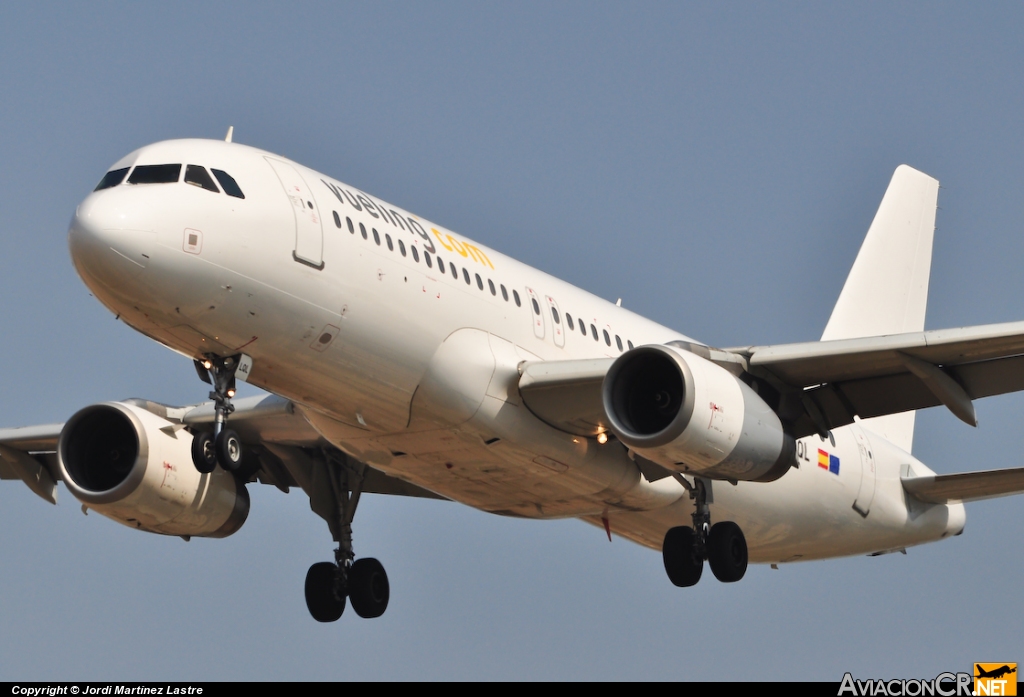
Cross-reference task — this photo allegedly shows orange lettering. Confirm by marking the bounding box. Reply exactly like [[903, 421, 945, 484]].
[[432, 228, 453, 251]]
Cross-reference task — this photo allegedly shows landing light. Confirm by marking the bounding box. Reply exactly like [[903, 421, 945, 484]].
[[597, 433, 609, 445], [227, 389, 236, 398], [202, 360, 212, 370]]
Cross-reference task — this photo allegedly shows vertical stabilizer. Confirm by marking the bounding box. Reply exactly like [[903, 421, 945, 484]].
[[821, 165, 939, 453]]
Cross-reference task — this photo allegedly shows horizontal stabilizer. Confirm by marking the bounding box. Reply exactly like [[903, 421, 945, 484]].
[[902, 467, 1024, 504]]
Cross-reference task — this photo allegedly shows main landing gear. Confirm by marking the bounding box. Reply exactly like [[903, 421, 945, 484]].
[[304, 450, 390, 622], [662, 478, 748, 587], [190, 354, 245, 474]]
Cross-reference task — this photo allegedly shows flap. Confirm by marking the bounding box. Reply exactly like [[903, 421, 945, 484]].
[[902, 466, 1024, 504], [0, 444, 58, 504], [518, 358, 614, 436]]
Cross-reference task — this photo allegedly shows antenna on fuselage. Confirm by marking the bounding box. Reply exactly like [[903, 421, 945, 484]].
[[224, 126, 234, 143]]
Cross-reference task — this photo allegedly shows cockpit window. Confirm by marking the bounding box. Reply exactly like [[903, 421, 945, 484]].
[[211, 169, 245, 199], [94, 167, 130, 191], [184, 165, 220, 193], [128, 164, 182, 184]]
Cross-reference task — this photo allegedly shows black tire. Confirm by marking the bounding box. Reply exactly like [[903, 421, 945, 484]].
[[215, 429, 243, 472], [305, 562, 345, 622], [191, 432, 217, 474], [707, 521, 748, 583], [348, 558, 390, 619], [662, 526, 703, 587]]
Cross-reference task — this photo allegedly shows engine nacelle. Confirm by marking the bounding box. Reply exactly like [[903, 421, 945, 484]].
[[603, 345, 794, 482], [57, 401, 249, 537]]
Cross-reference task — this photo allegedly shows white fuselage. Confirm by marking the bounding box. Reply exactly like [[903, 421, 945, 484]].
[[68, 139, 965, 564]]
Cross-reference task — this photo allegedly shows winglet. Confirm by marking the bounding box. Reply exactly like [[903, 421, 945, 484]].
[[225, 126, 234, 143]]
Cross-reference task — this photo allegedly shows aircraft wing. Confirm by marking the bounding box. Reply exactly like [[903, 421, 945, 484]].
[[0, 394, 444, 504], [518, 321, 1024, 442], [730, 320, 1024, 437], [518, 358, 615, 437]]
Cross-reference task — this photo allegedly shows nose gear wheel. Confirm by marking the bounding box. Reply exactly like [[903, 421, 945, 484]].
[[190, 354, 246, 473]]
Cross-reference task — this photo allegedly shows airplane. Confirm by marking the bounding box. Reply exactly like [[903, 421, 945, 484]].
[[3, 130, 1024, 623], [975, 666, 1017, 680]]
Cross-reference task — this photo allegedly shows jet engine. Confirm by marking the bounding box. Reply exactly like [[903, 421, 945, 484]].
[[603, 344, 794, 482], [57, 401, 249, 537]]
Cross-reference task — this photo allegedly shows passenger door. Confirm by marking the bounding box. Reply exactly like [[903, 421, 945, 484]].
[[265, 157, 324, 269]]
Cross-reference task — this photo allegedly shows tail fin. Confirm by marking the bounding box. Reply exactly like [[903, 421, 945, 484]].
[[821, 165, 939, 453]]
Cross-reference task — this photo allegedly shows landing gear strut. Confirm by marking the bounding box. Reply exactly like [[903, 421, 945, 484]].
[[662, 477, 747, 586], [304, 450, 389, 622], [190, 354, 246, 474]]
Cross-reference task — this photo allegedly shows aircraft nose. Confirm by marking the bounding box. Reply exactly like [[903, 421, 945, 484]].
[[68, 191, 156, 292]]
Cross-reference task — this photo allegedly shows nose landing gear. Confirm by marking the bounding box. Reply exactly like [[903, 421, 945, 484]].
[[662, 477, 748, 587], [190, 354, 249, 474]]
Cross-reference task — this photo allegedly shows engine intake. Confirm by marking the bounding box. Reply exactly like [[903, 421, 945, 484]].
[[58, 402, 248, 537], [603, 345, 794, 482]]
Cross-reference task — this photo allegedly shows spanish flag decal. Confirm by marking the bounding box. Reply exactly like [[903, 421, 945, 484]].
[[818, 449, 840, 475]]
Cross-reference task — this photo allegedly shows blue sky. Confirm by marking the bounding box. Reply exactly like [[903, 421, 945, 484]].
[[1, 2, 1022, 680]]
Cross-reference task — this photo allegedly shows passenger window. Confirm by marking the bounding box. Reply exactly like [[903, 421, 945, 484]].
[[333, 211, 342, 228], [347, 217, 354, 234], [184, 165, 220, 193], [386, 233, 394, 251], [488, 279, 496, 296], [476, 273, 483, 290], [566, 313, 574, 331], [211, 169, 245, 198], [579, 320, 587, 335], [359, 222, 368, 240], [628, 340, 634, 350], [603, 329, 611, 346], [422, 250, 430, 267], [463, 268, 471, 285], [501, 284, 509, 301], [411, 246, 419, 262], [437, 256, 445, 274], [94, 167, 129, 191], [616, 335, 623, 351], [398, 239, 406, 256], [450, 262, 458, 277], [373, 229, 381, 245], [591, 324, 598, 341], [128, 164, 181, 184], [513, 290, 521, 307], [551, 307, 560, 324], [532, 298, 541, 315]]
